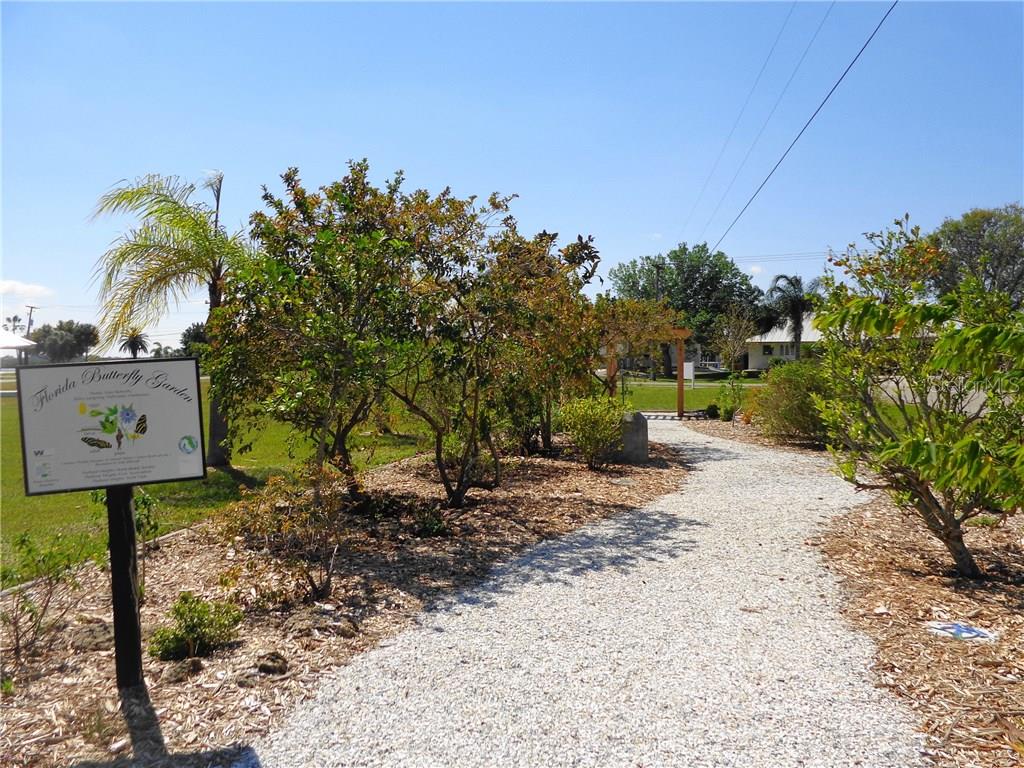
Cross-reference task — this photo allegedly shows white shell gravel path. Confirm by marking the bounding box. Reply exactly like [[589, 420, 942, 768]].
[[243, 420, 927, 767]]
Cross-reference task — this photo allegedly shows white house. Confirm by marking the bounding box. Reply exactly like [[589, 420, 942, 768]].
[[745, 317, 820, 370]]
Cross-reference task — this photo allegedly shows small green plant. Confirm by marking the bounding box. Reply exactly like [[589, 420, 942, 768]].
[[717, 374, 743, 422], [412, 506, 449, 538], [149, 591, 242, 660], [561, 396, 627, 469], [79, 700, 125, 748], [0, 534, 81, 663], [1, 677, 15, 697], [965, 514, 1002, 529], [705, 403, 720, 420]]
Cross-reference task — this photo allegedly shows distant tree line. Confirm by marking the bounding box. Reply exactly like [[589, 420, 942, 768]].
[[609, 202, 1023, 372]]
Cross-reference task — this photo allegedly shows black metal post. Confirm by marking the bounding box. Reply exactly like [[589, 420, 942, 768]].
[[106, 485, 143, 690]]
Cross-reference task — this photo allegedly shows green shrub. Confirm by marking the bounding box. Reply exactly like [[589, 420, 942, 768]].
[[756, 359, 829, 444], [965, 514, 1002, 529], [220, 466, 348, 600], [717, 375, 743, 422], [149, 592, 242, 660], [0, 534, 82, 664], [561, 396, 627, 469], [705, 403, 720, 420]]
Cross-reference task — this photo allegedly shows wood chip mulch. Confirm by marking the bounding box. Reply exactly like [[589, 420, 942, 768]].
[[0, 442, 686, 768], [679, 420, 1023, 765], [823, 498, 1024, 767]]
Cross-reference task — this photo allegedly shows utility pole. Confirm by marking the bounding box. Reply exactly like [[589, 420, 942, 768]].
[[23, 305, 38, 365], [25, 305, 37, 334]]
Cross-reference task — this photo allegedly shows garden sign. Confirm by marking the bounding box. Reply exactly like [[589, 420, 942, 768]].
[[16, 358, 206, 689]]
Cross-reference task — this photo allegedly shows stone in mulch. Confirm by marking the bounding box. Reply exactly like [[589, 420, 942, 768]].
[[162, 657, 203, 684], [257, 652, 289, 676], [68, 618, 114, 652]]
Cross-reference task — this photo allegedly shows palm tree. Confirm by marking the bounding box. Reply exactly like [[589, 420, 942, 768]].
[[4, 314, 26, 364], [118, 328, 150, 359], [765, 274, 823, 360], [94, 171, 247, 466]]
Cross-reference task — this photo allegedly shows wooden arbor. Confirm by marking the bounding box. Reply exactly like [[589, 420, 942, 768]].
[[607, 326, 692, 417]]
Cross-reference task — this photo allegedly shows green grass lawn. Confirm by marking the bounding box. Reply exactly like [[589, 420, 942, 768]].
[[1, 382, 429, 567], [621, 380, 758, 412], [2, 374, 759, 567]]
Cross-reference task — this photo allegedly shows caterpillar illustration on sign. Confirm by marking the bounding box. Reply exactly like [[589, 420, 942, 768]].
[[81, 404, 149, 448]]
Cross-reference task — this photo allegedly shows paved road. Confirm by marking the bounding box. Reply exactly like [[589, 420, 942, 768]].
[[240, 421, 925, 768]]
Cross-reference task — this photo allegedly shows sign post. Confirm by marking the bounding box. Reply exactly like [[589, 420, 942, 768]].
[[107, 485, 143, 689], [17, 358, 205, 690]]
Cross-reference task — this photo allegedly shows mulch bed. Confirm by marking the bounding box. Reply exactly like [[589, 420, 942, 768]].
[[688, 419, 1024, 765], [823, 499, 1024, 767], [0, 442, 686, 767]]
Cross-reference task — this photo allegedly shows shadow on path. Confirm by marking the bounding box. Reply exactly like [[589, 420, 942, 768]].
[[430, 507, 707, 612], [70, 685, 261, 768], [645, 429, 745, 468]]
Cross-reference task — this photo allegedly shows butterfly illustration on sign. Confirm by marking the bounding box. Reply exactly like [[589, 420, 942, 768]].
[[78, 401, 148, 451]]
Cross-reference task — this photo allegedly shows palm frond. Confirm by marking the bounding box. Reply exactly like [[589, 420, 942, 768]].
[[93, 173, 253, 349], [202, 171, 224, 208], [94, 224, 212, 348], [94, 175, 195, 218], [94, 175, 214, 242]]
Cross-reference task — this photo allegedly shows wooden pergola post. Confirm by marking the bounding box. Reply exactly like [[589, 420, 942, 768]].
[[606, 354, 619, 397], [669, 328, 692, 418]]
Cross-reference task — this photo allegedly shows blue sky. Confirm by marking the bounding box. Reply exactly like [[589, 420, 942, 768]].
[[3, 1, 1022, 349]]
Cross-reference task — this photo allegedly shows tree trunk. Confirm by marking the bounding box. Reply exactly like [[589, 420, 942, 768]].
[[431, 431, 458, 505], [939, 527, 983, 578], [335, 444, 363, 500], [206, 395, 231, 467], [912, 489, 984, 579], [540, 397, 553, 451], [204, 284, 231, 468], [329, 396, 371, 501], [661, 343, 673, 378]]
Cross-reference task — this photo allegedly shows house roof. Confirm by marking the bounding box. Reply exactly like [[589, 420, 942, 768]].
[[0, 330, 36, 350], [747, 316, 821, 344]]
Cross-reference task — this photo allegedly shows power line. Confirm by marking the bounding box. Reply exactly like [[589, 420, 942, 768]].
[[677, 1, 798, 239], [699, 1, 836, 241], [711, 0, 900, 253], [732, 253, 829, 263], [36, 299, 208, 310]]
